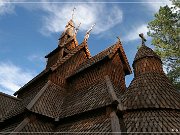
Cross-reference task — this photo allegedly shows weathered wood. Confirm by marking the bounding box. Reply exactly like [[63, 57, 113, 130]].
[[105, 75, 118, 101], [11, 117, 30, 135], [26, 81, 51, 110], [110, 111, 121, 135], [105, 75, 124, 111]]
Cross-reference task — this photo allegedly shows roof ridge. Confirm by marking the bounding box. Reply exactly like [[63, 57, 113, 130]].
[[14, 69, 51, 96], [26, 80, 52, 110], [67, 43, 123, 78], [50, 42, 87, 71], [0, 92, 21, 101]]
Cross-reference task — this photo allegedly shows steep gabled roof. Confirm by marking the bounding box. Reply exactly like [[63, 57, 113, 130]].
[[26, 81, 65, 118], [11, 116, 53, 133], [68, 41, 131, 78], [55, 111, 112, 133], [21, 75, 119, 120], [14, 42, 91, 96], [14, 69, 50, 96], [57, 75, 121, 119], [0, 92, 21, 121], [58, 79, 112, 119], [45, 47, 60, 58], [3, 100, 24, 121], [50, 42, 91, 71]]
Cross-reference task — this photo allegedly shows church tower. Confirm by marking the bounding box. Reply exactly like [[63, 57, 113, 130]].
[[122, 34, 180, 133], [45, 19, 79, 69]]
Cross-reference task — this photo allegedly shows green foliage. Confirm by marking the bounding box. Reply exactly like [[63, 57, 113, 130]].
[[147, 1, 180, 90]]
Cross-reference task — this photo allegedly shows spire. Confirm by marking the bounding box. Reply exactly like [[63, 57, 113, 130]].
[[116, 36, 122, 44], [72, 7, 76, 21], [84, 23, 96, 42], [58, 7, 80, 48], [133, 34, 163, 77], [121, 34, 180, 130]]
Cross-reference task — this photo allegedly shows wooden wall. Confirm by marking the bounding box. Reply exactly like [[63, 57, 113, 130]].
[[67, 52, 127, 95], [134, 57, 163, 77]]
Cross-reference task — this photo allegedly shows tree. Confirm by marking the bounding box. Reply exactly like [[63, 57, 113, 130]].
[[147, 1, 180, 90]]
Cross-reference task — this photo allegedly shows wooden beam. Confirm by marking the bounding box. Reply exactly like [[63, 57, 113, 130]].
[[11, 117, 30, 135], [110, 111, 122, 135], [104, 75, 124, 111], [26, 81, 51, 110]]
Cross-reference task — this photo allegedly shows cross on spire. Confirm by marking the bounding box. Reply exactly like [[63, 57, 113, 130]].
[[72, 7, 76, 20], [139, 33, 147, 46]]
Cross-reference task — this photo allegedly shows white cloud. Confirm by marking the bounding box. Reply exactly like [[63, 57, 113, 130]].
[[123, 24, 148, 42], [0, 0, 15, 15], [40, 2, 123, 35], [142, 0, 172, 12], [0, 0, 123, 35], [0, 62, 35, 95], [28, 54, 44, 62]]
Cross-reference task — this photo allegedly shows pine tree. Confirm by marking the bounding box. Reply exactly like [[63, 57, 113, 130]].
[[147, 1, 180, 90]]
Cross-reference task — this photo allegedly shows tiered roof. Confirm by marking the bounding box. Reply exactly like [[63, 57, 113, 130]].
[[133, 45, 161, 64], [1, 15, 179, 134], [122, 72, 180, 110], [122, 41, 180, 133], [69, 41, 131, 78]]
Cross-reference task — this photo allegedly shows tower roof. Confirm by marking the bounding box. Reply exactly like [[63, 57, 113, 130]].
[[123, 35, 180, 110], [122, 72, 180, 110], [133, 45, 161, 66]]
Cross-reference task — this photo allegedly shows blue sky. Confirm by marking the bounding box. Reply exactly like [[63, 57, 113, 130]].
[[0, 0, 172, 95]]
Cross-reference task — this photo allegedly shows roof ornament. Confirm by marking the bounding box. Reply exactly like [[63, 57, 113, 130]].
[[139, 33, 147, 46], [84, 23, 96, 42], [116, 36, 122, 44], [71, 7, 76, 21], [75, 22, 81, 35]]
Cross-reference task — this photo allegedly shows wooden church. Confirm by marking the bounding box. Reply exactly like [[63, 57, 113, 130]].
[[0, 15, 180, 134]]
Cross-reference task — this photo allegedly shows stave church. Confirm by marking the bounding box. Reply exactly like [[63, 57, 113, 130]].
[[0, 13, 180, 134]]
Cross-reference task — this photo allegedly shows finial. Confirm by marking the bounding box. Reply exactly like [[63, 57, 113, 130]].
[[84, 23, 96, 42], [72, 7, 76, 20], [139, 33, 147, 46], [116, 36, 122, 44], [75, 22, 81, 35]]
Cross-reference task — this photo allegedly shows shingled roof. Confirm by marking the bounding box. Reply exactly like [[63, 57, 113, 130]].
[[69, 41, 131, 78], [14, 69, 50, 96], [0, 92, 21, 121], [26, 81, 65, 118], [55, 111, 112, 133], [133, 45, 161, 66], [121, 44, 180, 133], [124, 110, 180, 133], [58, 78, 112, 119], [122, 72, 180, 110], [14, 42, 91, 96], [23, 76, 119, 119], [50, 42, 91, 71]]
